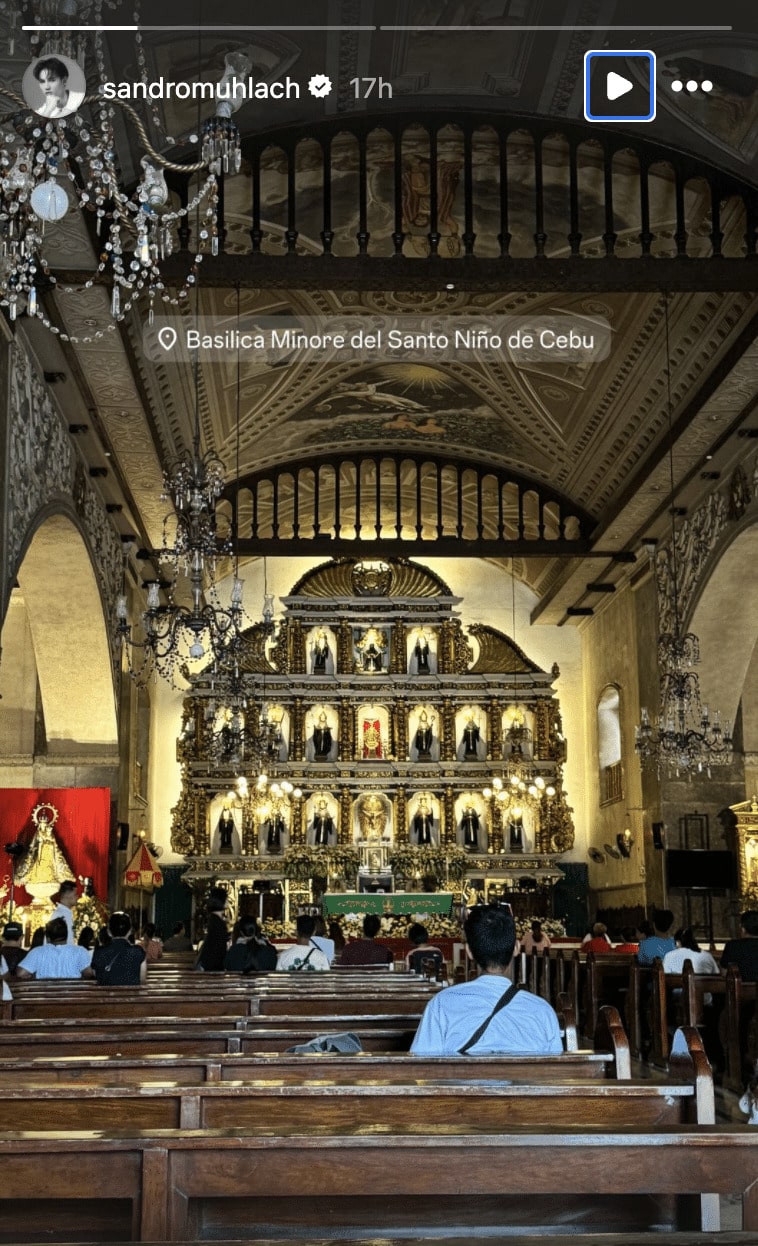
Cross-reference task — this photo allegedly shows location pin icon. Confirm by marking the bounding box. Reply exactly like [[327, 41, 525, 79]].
[[157, 326, 178, 351]]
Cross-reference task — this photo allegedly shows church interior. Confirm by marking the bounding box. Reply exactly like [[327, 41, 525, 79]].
[[1, 0, 758, 1240]]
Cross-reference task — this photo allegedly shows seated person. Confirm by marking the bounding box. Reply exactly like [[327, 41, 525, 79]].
[[339, 913, 393, 967], [276, 915, 330, 972], [637, 908, 677, 965], [15, 917, 92, 981], [141, 923, 163, 963], [583, 922, 613, 954], [310, 915, 336, 966], [1, 921, 27, 975], [663, 927, 719, 976], [85, 911, 147, 985], [411, 904, 562, 1055], [721, 909, 758, 983], [163, 921, 193, 952], [406, 921, 445, 976], [521, 920, 551, 956], [225, 917, 257, 972]]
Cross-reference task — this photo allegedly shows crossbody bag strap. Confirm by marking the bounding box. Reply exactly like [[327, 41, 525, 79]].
[[458, 982, 524, 1054], [294, 946, 316, 970]]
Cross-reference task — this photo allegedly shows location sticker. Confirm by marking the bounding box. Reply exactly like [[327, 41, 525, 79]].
[[158, 325, 178, 352]]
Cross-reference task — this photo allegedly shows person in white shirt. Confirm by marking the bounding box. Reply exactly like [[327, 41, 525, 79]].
[[662, 928, 719, 976], [276, 915, 330, 972], [310, 915, 335, 966], [49, 880, 77, 944], [15, 917, 91, 980]]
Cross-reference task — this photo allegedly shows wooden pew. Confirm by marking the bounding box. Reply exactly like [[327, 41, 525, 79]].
[[2, 1123, 758, 1239], [0, 1071, 711, 1133], [0, 1048, 621, 1087]]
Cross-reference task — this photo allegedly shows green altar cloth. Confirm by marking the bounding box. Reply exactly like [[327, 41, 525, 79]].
[[323, 892, 453, 916]]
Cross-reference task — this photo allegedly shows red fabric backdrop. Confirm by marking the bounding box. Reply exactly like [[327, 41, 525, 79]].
[[0, 787, 111, 906]]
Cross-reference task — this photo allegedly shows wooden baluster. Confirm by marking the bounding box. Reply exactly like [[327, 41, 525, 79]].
[[709, 181, 723, 257], [463, 126, 475, 255], [415, 462, 423, 538], [568, 141, 582, 256], [498, 130, 511, 257], [312, 465, 321, 538], [674, 169, 688, 256], [285, 144, 298, 253], [723, 964, 744, 1093], [250, 148, 262, 252], [533, 135, 547, 256], [392, 128, 405, 254], [374, 457, 381, 538], [540, 947, 552, 1004], [357, 129, 370, 254], [639, 161, 654, 256], [428, 124, 440, 255], [321, 138, 334, 254], [603, 148, 617, 256]]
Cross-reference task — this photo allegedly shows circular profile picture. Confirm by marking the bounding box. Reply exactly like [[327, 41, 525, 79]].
[[22, 53, 86, 120]]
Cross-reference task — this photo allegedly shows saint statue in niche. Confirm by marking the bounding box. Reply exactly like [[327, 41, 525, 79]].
[[414, 629, 431, 674], [414, 710, 434, 760], [461, 804, 480, 851], [356, 626, 386, 673], [312, 711, 333, 762], [312, 799, 334, 845], [509, 816, 524, 852], [462, 713, 481, 760], [362, 718, 383, 760], [217, 807, 236, 854], [358, 794, 388, 842], [414, 796, 434, 846], [265, 813, 285, 854], [312, 629, 331, 675]]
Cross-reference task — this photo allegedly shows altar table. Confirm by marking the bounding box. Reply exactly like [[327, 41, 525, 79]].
[[323, 892, 453, 916]]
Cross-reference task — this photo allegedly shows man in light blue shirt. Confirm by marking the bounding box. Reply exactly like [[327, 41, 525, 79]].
[[410, 904, 563, 1056], [637, 908, 676, 966]]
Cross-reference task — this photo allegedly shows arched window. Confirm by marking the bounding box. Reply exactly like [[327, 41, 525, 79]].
[[597, 686, 622, 805]]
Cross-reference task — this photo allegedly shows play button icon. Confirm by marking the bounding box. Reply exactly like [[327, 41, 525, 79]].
[[606, 71, 633, 102], [584, 51, 656, 122]]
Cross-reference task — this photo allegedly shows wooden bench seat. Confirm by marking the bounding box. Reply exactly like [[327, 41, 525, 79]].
[[0, 1049, 618, 1086], [12, 1235, 758, 1246], [1, 1123, 757, 1240]]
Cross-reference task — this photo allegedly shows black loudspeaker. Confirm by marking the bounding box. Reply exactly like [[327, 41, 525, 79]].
[[652, 822, 665, 849], [117, 822, 130, 850]]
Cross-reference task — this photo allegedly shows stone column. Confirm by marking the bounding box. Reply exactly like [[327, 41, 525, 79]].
[[443, 786, 456, 846], [394, 787, 408, 843], [392, 700, 408, 761], [337, 620, 353, 673], [488, 699, 503, 761], [339, 788, 353, 844], [489, 800, 504, 854], [291, 697, 305, 761], [289, 620, 306, 673], [290, 792, 305, 845], [441, 699, 456, 762], [390, 621, 407, 673]]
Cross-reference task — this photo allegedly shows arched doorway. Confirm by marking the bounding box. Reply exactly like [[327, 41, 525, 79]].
[[0, 513, 118, 764]]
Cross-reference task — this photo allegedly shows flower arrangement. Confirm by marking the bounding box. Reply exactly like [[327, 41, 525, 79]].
[[261, 919, 296, 939], [515, 916, 566, 940], [388, 844, 468, 883], [74, 893, 109, 937], [282, 844, 360, 883], [333, 912, 463, 940]]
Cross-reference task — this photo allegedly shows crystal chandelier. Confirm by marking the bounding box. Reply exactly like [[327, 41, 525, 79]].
[[116, 437, 246, 685], [635, 297, 733, 779], [0, 17, 248, 337]]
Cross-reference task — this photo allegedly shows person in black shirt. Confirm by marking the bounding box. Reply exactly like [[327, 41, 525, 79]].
[[86, 911, 146, 985], [721, 910, 758, 983], [1, 922, 27, 975], [196, 888, 229, 972]]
